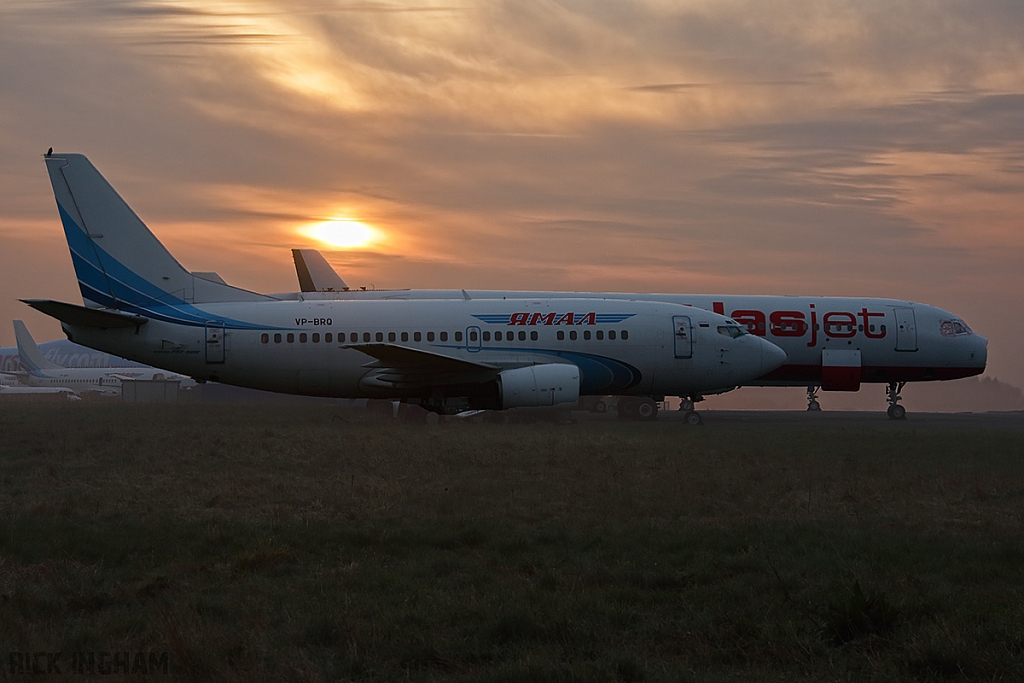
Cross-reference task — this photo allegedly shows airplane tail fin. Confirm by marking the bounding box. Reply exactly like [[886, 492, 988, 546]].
[[13, 320, 61, 375], [292, 249, 349, 292], [43, 152, 269, 316]]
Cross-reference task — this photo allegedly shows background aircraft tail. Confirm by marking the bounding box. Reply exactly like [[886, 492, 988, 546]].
[[43, 152, 269, 315], [13, 320, 61, 375], [292, 249, 349, 292]]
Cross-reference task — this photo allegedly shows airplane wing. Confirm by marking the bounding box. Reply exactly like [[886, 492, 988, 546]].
[[348, 343, 497, 372], [347, 343, 499, 389]]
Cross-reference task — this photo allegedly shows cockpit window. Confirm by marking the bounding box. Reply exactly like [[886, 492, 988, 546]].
[[717, 325, 747, 338], [940, 319, 972, 337]]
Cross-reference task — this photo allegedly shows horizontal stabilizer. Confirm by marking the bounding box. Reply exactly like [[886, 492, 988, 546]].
[[21, 299, 149, 329]]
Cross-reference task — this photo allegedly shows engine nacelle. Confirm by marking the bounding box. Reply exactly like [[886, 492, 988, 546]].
[[498, 364, 580, 409]]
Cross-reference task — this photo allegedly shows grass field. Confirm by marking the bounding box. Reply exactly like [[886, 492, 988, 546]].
[[1, 404, 1023, 682]]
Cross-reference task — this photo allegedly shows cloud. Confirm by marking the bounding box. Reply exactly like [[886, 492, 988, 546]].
[[0, 0, 1023, 383]]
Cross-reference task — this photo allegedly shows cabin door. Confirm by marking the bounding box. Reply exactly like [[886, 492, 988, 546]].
[[205, 321, 225, 364], [672, 316, 692, 359], [894, 307, 918, 352]]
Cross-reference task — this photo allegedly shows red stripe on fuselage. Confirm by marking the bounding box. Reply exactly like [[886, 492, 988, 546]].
[[754, 364, 983, 385]]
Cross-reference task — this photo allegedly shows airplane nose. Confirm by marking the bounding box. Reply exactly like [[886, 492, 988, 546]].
[[759, 339, 788, 375], [972, 335, 988, 368]]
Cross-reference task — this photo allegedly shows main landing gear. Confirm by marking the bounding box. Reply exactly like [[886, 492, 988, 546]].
[[886, 381, 907, 420], [617, 397, 660, 421], [806, 385, 821, 412], [677, 394, 704, 425]]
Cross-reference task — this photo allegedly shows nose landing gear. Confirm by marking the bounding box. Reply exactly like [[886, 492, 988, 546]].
[[806, 385, 821, 412], [677, 394, 704, 426], [886, 382, 907, 420]]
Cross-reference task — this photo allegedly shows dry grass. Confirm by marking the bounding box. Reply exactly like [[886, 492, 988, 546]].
[[1, 403, 1023, 681]]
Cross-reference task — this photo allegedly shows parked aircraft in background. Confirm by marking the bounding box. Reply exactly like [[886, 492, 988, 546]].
[[0, 384, 80, 401], [292, 249, 349, 292], [0, 337, 148, 372], [12, 319, 196, 395], [1, 367, 81, 400], [286, 250, 987, 419], [25, 152, 787, 421]]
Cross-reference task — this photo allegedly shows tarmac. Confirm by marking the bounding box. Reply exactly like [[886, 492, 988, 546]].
[[577, 409, 1024, 430]]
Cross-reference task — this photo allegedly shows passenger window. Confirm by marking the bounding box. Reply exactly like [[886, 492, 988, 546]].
[[440, 332, 448, 342], [518, 331, 526, 341], [427, 332, 435, 342], [274, 333, 282, 343], [299, 333, 307, 343], [596, 330, 604, 340], [456, 331, 463, 342], [583, 330, 591, 340], [483, 331, 490, 341], [622, 330, 628, 340], [376, 332, 384, 342], [401, 332, 408, 342], [326, 333, 333, 343], [569, 330, 577, 341], [557, 330, 564, 340], [287, 333, 294, 343], [495, 331, 503, 341], [530, 331, 538, 341], [414, 332, 422, 342], [469, 331, 477, 342], [363, 332, 370, 342], [609, 330, 616, 340], [261, 333, 269, 344], [312, 333, 320, 343], [388, 332, 396, 342]]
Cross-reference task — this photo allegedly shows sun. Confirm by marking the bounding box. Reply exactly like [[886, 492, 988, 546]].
[[302, 218, 380, 249]]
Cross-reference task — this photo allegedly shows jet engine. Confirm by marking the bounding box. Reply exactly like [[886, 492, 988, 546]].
[[497, 364, 580, 409]]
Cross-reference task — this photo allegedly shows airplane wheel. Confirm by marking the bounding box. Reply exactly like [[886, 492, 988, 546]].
[[887, 404, 907, 420], [594, 400, 608, 413], [679, 398, 695, 413], [807, 400, 821, 412], [637, 399, 658, 421], [685, 411, 703, 426]]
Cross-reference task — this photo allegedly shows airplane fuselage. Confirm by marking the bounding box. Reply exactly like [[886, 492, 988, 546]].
[[286, 291, 987, 390], [61, 298, 785, 405]]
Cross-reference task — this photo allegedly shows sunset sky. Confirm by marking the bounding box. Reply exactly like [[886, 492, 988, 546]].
[[1, 1, 1022, 386]]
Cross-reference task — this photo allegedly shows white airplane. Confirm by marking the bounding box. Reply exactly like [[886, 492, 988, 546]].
[[12, 319, 197, 394], [23, 152, 787, 421], [0, 384, 80, 401], [1, 366, 81, 401], [0, 337, 149, 372], [283, 252, 988, 419]]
